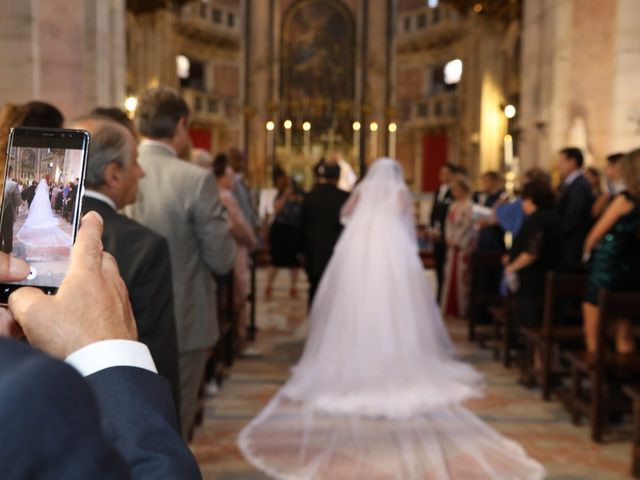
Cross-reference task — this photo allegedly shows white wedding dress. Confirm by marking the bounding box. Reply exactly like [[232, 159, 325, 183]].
[[18, 179, 72, 248], [239, 159, 545, 479]]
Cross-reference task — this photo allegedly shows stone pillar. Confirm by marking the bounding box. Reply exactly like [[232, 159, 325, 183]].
[[0, 0, 126, 119]]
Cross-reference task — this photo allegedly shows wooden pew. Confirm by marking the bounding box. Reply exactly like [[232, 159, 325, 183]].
[[520, 272, 587, 400], [565, 291, 640, 442], [624, 385, 640, 478]]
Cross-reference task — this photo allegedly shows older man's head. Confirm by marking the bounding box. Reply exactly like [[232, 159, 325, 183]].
[[69, 117, 144, 209]]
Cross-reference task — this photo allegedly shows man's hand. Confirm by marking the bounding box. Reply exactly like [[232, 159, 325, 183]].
[[8, 212, 137, 359], [0, 255, 30, 336]]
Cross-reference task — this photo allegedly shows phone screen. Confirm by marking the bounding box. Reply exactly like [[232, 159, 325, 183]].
[[0, 127, 89, 301]]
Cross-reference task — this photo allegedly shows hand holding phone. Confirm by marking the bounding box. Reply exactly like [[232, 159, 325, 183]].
[[0, 127, 90, 303]]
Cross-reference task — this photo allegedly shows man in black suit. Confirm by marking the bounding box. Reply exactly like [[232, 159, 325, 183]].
[[556, 147, 594, 271], [429, 163, 456, 300], [21, 181, 37, 209], [0, 212, 200, 479], [71, 117, 180, 413], [299, 162, 350, 307]]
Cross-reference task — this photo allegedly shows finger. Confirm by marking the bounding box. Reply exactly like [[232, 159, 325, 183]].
[[101, 252, 129, 302], [69, 212, 104, 273], [8, 287, 47, 328], [0, 252, 30, 281], [0, 308, 18, 337]]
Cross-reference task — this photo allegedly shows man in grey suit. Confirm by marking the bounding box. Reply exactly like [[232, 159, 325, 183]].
[[129, 86, 237, 439]]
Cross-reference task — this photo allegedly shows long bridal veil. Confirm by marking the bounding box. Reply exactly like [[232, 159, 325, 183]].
[[239, 158, 545, 479], [18, 179, 72, 247]]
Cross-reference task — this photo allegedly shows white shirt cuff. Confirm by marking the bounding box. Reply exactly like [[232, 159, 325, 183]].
[[65, 339, 158, 377]]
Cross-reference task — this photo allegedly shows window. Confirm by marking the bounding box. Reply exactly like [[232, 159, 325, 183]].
[[208, 99, 219, 113], [417, 13, 427, 29], [228, 12, 236, 27], [194, 96, 203, 112], [449, 98, 458, 117], [429, 64, 458, 94], [179, 58, 206, 92], [200, 2, 207, 18], [434, 100, 442, 116], [403, 16, 411, 31], [432, 8, 440, 24], [418, 103, 429, 117], [212, 9, 222, 24]]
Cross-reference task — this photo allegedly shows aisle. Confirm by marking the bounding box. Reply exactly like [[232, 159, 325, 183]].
[[191, 269, 631, 480]]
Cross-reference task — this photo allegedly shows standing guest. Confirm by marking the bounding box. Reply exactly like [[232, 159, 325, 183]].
[[585, 166, 608, 219], [471, 171, 506, 327], [91, 107, 137, 137], [21, 181, 37, 209], [264, 174, 303, 300], [496, 168, 552, 238], [604, 152, 626, 195], [1, 167, 20, 253], [72, 117, 181, 417], [299, 162, 350, 307], [556, 147, 594, 271], [430, 163, 457, 301], [504, 181, 561, 334], [441, 176, 476, 317], [229, 148, 259, 229], [582, 149, 640, 354], [213, 153, 257, 344], [129, 86, 237, 439], [191, 148, 213, 169]]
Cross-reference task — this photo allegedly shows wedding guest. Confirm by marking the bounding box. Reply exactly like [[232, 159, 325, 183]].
[[556, 147, 594, 271], [264, 174, 303, 300], [129, 86, 236, 439], [213, 153, 257, 344], [471, 171, 506, 327], [585, 166, 608, 219], [505, 181, 561, 332], [0, 212, 200, 478], [496, 168, 551, 237], [582, 149, 640, 353], [430, 163, 457, 301], [72, 116, 180, 416], [604, 152, 625, 194], [191, 148, 213, 169], [441, 175, 476, 317], [1, 166, 20, 253], [299, 162, 350, 307], [229, 148, 259, 229], [90, 106, 137, 137]]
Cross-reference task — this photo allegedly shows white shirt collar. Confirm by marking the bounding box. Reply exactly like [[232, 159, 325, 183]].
[[564, 170, 582, 186], [84, 190, 117, 211], [140, 139, 177, 157]]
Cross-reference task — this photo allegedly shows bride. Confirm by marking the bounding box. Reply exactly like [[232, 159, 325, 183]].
[[18, 179, 72, 248], [239, 158, 544, 479]]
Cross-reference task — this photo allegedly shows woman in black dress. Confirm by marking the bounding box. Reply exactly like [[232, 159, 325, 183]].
[[265, 174, 303, 300], [504, 181, 561, 331], [582, 149, 640, 353]]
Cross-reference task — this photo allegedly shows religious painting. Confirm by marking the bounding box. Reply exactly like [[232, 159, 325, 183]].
[[281, 0, 355, 143]]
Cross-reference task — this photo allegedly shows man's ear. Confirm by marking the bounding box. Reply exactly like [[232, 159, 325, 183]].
[[103, 162, 121, 188]]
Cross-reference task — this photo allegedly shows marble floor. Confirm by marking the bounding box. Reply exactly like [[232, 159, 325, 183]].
[[191, 269, 634, 479]]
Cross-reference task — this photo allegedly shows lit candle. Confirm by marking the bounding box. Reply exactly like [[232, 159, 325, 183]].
[[352, 121, 361, 160], [284, 119, 292, 158], [303, 121, 311, 157], [370, 122, 378, 161], [388, 122, 397, 158]]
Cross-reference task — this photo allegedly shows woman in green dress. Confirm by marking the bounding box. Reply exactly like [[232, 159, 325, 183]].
[[582, 149, 640, 353]]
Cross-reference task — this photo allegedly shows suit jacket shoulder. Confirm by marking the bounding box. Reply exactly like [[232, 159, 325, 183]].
[[0, 338, 129, 479]]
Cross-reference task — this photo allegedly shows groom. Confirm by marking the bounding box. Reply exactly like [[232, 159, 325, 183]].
[[299, 162, 350, 307]]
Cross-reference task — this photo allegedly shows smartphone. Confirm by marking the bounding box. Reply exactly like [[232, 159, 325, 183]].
[[0, 127, 90, 302]]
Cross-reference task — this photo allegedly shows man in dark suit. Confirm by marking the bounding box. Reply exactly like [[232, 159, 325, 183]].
[[300, 162, 350, 307], [1, 166, 20, 253], [556, 147, 594, 271], [71, 117, 180, 413], [21, 181, 37, 209], [0, 212, 200, 479], [429, 163, 456, 300]]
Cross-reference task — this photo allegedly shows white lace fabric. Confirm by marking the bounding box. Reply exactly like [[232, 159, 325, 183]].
[[239, 158, 545, 479]]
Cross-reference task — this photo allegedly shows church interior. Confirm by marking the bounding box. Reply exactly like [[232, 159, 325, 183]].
[[1, 0, 640, 479]]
